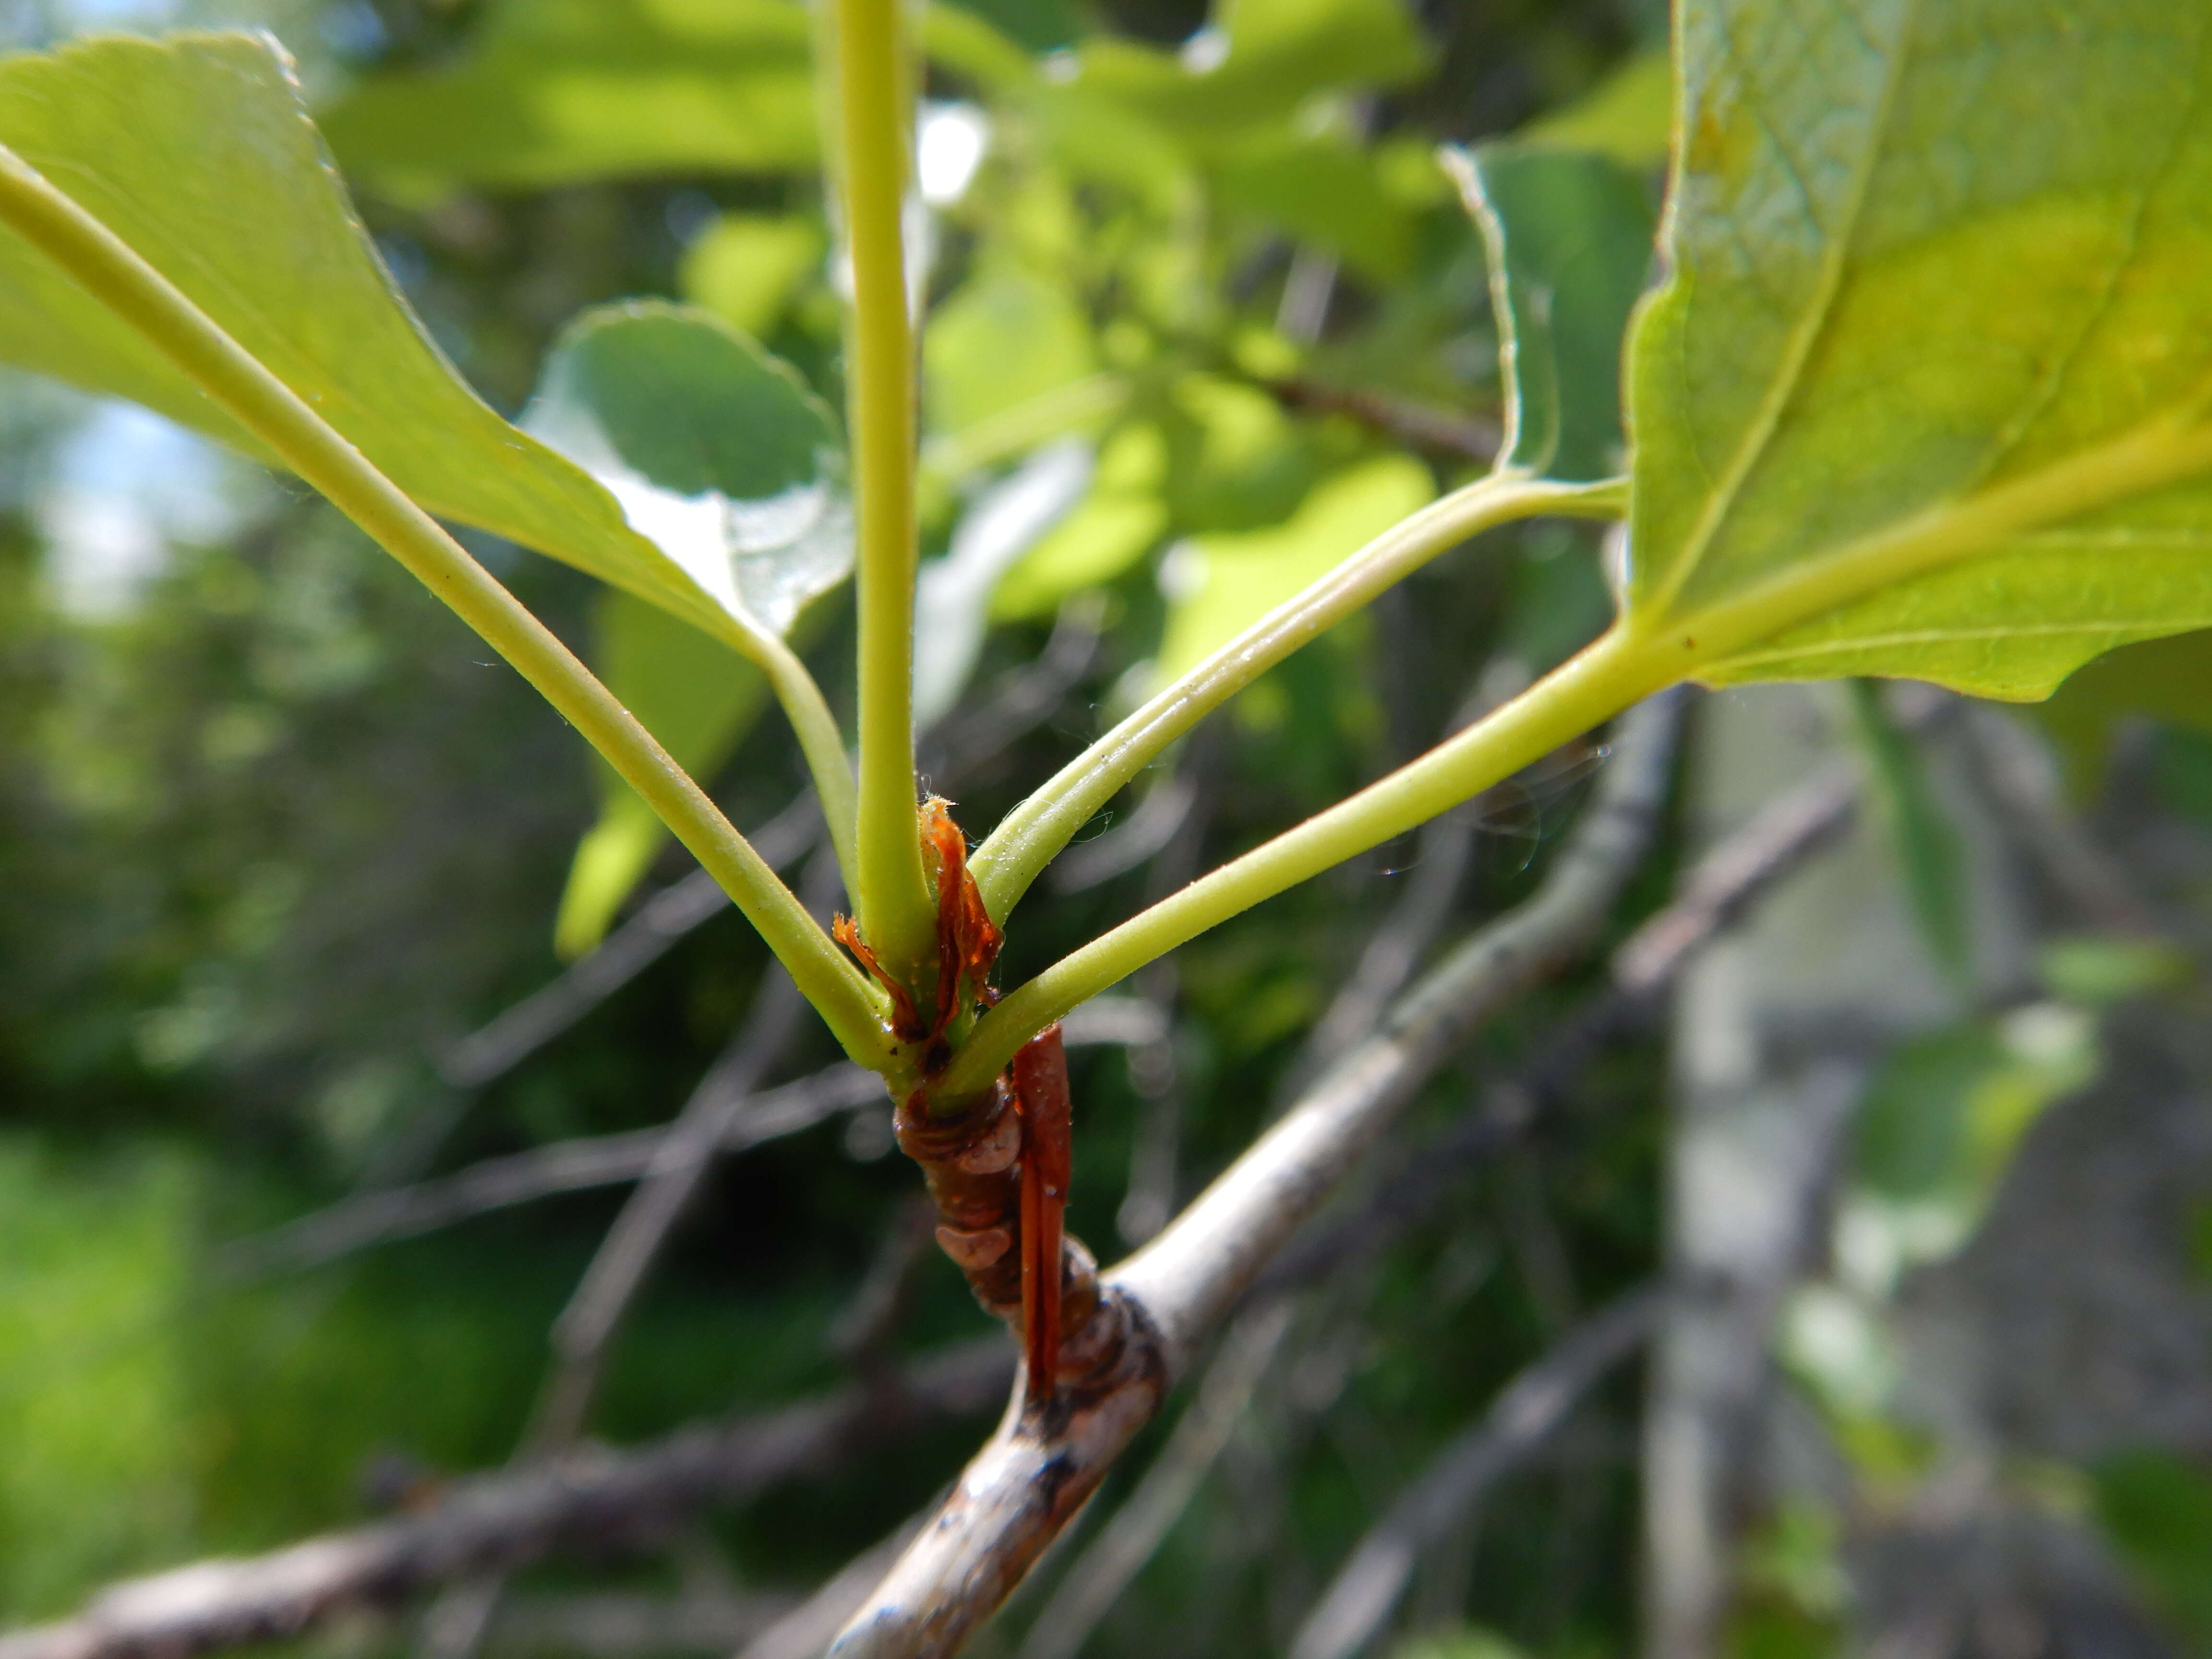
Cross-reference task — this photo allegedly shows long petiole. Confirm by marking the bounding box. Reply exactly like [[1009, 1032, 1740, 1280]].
[[967, 471, 1627, 923], [832, 0, 938, 985], [939, 624, 1670, 1097], [0, 143, 890, 1068], [735, 615, 860, 890]]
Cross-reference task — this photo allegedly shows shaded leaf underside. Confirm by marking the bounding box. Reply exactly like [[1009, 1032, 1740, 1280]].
[[1628, 0, 2212, 699]]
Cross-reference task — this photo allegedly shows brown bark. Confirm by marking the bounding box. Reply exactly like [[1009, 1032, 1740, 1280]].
[[850, 802, 1119, 1412]]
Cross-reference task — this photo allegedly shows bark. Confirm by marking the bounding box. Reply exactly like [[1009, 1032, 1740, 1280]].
[[827, 689, 1686, 1659], [0, 1343, 1011, 1659]]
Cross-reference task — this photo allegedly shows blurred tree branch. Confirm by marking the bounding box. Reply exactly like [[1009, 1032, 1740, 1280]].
[[1287, 1288, 1662, 1659], [0, 1342, 1013, 1659], [7, 672, 1918, 1659]]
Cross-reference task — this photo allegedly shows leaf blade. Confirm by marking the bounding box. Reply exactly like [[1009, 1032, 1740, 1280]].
[[0, 32, 784, 651], [1624, 0, 2212, 698]]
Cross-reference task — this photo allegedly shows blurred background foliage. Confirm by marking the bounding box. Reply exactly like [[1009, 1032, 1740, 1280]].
[[4, 0, 2212, 1657]]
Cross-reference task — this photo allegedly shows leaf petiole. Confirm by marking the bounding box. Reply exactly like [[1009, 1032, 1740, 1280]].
[[967, 470, 1628, 924], [726, 611, 860, 890], [942, 620, 1669, 1096]]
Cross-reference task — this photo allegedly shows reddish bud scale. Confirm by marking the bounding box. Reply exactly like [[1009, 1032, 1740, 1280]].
[[1014, 1022, 1072, 1403], [842, 799, 1089, 1411]]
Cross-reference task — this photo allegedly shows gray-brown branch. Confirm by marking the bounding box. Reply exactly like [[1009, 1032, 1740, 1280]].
[[827, 689, 1685, 1659], [224, 1002, 1161, 1277], [22, 685, 1886, 1659], [0, 1342, 1012, 1659]]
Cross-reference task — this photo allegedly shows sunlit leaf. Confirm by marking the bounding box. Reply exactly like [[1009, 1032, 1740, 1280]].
[[0, 33, 823, 663], [1519, 52, 1674, 169], [1625, 0, 2212, 700], [1067, 0, 1429, 140], [1160, 373, 1310, 533], [1156, 454, 1432, 683], [992, 423, 1169, 619], [523, 302, 852, 952], [318, 0, 817, 196], [680, 214, 826, 339], [925, 264, 1098, 440], [1451, 143, 1656, 481]]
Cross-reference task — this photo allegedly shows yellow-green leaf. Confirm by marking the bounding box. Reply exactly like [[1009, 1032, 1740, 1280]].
[[1155, 454, 1433, 683], [1624, 1, 2212, 701], [1519, 51, 1673, 170], [0, 32, 821, 663], [680, 214, 826, 339], [925, 264, 1098, 439], [992, 424, 1170, 619], [1066, 0, 1429, 141], [318, 0, 817, 196]]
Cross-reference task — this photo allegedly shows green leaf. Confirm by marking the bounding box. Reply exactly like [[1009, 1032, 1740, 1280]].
[[317, 0, 817, 196], [1450, 143, 1656, 481], [1848, 1004, 2096, 1276], [2092, 1449, 2212, 1645], [0, 33, 829, 665], [1845, 681, 1971, 986], [523, 301, 852, 951], [1155, 454, 1433, 684], [924, 264, 1098, 440], [1518, 51, 1674, 169], [523, 302, 853, 640], [941, 0, 1080, 54], [1160, 373, 1310, 533], [2036, 935, 2193, 1005], [991, 423, 1169, 619], [2032, 627, 2212, 793], [1062, 0, 1429, 142], [1209, 132, 1423, 282], [1623, 1, 2212, 701], [554, 590, 771, 959], [0, 1141, 198, 1618], [680, 213, 826, 339]]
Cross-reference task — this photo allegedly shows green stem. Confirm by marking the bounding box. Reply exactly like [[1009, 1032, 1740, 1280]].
[[968, 471, 1627, 923], [833, 0, 937, 982], [942, 624, 1669, 1097], [0, 143, 889, 1068]]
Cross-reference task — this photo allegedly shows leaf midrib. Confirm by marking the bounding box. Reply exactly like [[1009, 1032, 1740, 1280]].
[[1648, 396, 2212, 671], [1643, 0, 1922, 621]]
